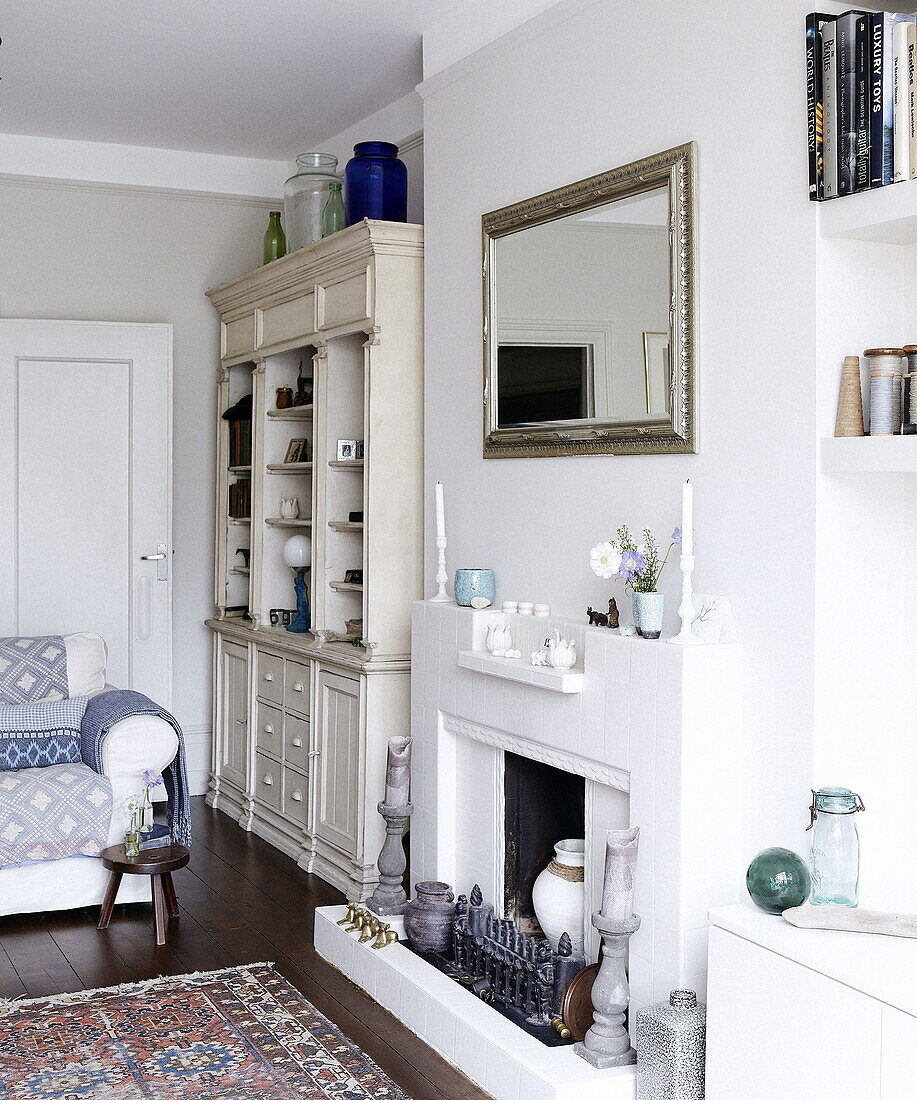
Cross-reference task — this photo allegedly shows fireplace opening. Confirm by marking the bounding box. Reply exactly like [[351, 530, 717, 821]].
[[504, 751, 585, 935]]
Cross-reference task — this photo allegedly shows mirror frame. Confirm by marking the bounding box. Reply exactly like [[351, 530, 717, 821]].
[[482, 142, 697, 458]]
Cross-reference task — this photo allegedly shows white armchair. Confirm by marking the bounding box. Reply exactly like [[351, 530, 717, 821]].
[[0, 633, 179, 917]]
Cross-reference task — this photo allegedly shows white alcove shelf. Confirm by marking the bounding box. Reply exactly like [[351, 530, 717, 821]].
[[818, 179, 917, 245], [820, 436, 917, 474]]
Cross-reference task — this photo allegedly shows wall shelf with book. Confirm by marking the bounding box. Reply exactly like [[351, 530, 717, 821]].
[[817, 177, 917, 241]]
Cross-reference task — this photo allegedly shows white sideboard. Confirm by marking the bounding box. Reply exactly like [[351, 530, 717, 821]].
[[706, 903, 917, 1098]]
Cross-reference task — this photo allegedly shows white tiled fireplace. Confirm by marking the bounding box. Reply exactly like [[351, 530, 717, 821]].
[[316, 601, 743, 1099]]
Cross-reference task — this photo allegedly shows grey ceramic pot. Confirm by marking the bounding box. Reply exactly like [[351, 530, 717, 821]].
[[404, 881, 455, 953]]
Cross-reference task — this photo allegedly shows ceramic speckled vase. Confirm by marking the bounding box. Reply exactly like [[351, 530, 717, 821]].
[[404, 881, 455, 953], [633, 592, 664, 639], [453, 569, 495, 607]]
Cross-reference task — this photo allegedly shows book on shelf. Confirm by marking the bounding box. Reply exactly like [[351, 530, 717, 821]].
[[808, 10, 916, 198]]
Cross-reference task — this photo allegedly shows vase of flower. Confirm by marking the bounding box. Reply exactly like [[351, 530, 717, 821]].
[[589, 523, 678, 639], [633, 592, 665, 639]]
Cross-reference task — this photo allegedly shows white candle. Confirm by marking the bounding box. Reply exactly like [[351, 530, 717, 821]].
[[682, 479, 693, 558], [600, 826, 640, 921], [435, 481, 446, 540]]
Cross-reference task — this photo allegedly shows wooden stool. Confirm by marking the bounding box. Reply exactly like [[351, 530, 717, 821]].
[[98, 843, 190, 946]]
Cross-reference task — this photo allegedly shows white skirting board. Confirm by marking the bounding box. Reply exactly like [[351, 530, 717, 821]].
[[182, 725, 212, 796], [314, 905, 637, 1100]]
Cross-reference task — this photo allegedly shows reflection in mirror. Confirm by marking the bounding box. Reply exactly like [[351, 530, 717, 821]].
[[494, 187, 670, 428], [482, 143, 695, 458]]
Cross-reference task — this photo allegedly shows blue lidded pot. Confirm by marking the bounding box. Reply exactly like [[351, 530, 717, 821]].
[[344, 141, 408, 225]]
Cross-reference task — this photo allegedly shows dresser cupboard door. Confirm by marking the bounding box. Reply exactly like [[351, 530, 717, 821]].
[[314, 669, 360, 857], [218, 640, 249, 792]]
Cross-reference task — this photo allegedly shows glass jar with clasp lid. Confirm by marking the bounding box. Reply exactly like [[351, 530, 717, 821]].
[[807, 786, 865, 907]]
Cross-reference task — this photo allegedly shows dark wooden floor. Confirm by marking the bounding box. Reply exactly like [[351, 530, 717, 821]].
[[0, 797, 490, 1100]]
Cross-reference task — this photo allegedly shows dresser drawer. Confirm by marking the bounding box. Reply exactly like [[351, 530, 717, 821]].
[[284, 659, 310, 715], [317, 269, 370, 331], [257, 293, 315, 349], [284, 711, 310, 772], [256, 650, 284, 704], [254, 751, 282, 812], [283, 767, 309, 826], [222, 313, 255, 359], [255, 702, 283, 759]]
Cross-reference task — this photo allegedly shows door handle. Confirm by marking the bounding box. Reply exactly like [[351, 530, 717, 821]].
[[140, 544, 168, 581]]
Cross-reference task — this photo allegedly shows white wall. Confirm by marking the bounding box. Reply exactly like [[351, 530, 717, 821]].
[[420, 0, 819, 866], [0, 176, 272, 792]]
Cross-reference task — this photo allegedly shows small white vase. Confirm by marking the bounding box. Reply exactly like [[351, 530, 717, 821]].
[[531, 838, 586, 954]]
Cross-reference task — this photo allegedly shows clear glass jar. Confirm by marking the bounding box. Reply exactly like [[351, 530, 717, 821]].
[[808, 786, 865, 907], [283, 153, 341, 252]]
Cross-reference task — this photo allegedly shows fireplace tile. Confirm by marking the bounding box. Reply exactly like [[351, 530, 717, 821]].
[[561, 691, 583, 753], [521, 685, 544, 741], [485, 1045, 522, 1100], [503, 680, 524, 734], [425, 1001, 456, 1061], [484, 674, 505, 729], [454, 665, 474, 718]]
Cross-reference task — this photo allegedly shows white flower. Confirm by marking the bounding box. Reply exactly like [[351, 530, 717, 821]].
[[589, 541, 622, 579]]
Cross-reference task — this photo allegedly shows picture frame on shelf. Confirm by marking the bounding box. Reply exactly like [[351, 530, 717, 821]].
[[344, 569, 363, 585], [337, 439, 356, 461], [284, 438, 307, 463]]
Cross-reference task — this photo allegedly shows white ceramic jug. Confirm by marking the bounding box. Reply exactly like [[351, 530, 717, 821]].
[[532, 838, 586, 954]]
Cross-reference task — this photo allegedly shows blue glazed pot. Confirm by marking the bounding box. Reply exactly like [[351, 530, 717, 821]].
[[633, 592, 664, 639], [344, 141, 408, 226], [454, 569, 495, 607]]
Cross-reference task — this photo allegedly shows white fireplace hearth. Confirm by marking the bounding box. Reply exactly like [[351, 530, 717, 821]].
[[316, 601, 743, 1099]]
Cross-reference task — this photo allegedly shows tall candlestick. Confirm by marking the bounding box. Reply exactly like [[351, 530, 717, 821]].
[[669, 477, 702, 645], [435, 481, 446, 540], [384, 736, 412, 807]]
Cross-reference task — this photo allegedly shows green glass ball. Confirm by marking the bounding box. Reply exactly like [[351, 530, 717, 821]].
[[746, 847, 811, 914]]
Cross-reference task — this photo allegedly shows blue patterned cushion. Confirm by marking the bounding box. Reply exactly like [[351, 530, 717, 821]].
[[0, 635, 69, 703], [0, 698, 87, 771]]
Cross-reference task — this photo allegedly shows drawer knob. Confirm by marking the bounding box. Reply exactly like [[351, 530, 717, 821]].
[[263, 672, 274, 682], [263, 774, 274, 786], [292, 681, 304, 693], [292, 737, 303, 748], [291, 790, 303, 802], [264, 723, 274, 734], [235, 718, 247, 726]]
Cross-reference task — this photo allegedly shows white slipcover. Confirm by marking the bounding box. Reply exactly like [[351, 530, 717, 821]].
[[0, 635, 179, 916]]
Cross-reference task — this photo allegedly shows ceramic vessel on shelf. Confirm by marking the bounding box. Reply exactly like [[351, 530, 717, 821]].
[[344, 141, 407, 225], [284, 153, 341, 251], [636, 990, 706, 1100], [547, 630, 577, 670], [633, 592, 664, 639], [280, 498, 299, 519], [454, 568, 495, 607], [404, 881, 455, 953], [532, 839, 585, 954], [486, 623, 512, 656]]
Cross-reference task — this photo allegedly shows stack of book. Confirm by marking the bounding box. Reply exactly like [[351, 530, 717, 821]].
[[228, 476, 251, 519], [807, 11, 916, 200], [228, 416, 252, 466]]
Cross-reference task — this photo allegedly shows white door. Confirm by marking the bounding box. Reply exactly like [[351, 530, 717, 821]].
[[0, 320, 172, 704], [315, 668, 360, 857]]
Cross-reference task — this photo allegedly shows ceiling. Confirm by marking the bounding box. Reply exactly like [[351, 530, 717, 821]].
[[2, 0, 440, 160]]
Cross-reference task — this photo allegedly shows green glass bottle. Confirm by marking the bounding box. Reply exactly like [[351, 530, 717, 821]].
[[321, 182, 345, 238], [263, 211, 286, 265]]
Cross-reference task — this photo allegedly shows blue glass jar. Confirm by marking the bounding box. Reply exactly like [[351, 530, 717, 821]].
[[344, 142, 408, 226], [807, 786, 865, 907], [453, 569, 495, 607]]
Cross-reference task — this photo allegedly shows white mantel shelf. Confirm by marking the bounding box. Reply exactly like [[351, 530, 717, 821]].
[[708, 903, 917, 1018], [458, 649, 584, 693], [820, 436, 917, 474], [817, 179, 917, 245]]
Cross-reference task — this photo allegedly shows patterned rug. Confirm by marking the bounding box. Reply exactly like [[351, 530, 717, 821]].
[[0, 963, 409, 1098]]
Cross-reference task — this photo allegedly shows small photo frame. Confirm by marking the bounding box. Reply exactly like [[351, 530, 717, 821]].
[[354, 440, 365, 460], [343, 569, 363, 585], [284, 438, 306, 464], [337, 439, 356, 461]]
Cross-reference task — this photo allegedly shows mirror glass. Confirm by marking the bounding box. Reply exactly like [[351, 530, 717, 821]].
[[482, 144, 695, 458], [493, 187, 671, 429]]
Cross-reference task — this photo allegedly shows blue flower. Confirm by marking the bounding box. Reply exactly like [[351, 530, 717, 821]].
[[619, 549, 646, 580], [142, 769, 163, 788], [671, 527, 681, 544]]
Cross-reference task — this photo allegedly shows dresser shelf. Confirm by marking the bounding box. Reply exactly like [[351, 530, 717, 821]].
[[328, 520, 364, 532], [266, 405, 313, 420], [330, 581, 363, 592], [266, 462, 313, 474], [264, 517, 313, 528]]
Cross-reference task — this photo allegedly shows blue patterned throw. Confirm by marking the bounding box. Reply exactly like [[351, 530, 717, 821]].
[[82, 691, 191, 846], [0, 635, 69, 704], [0, 697, 87, 771]]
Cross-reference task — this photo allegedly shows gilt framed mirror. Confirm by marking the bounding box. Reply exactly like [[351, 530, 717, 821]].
[[482, 142, 696, 458]]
